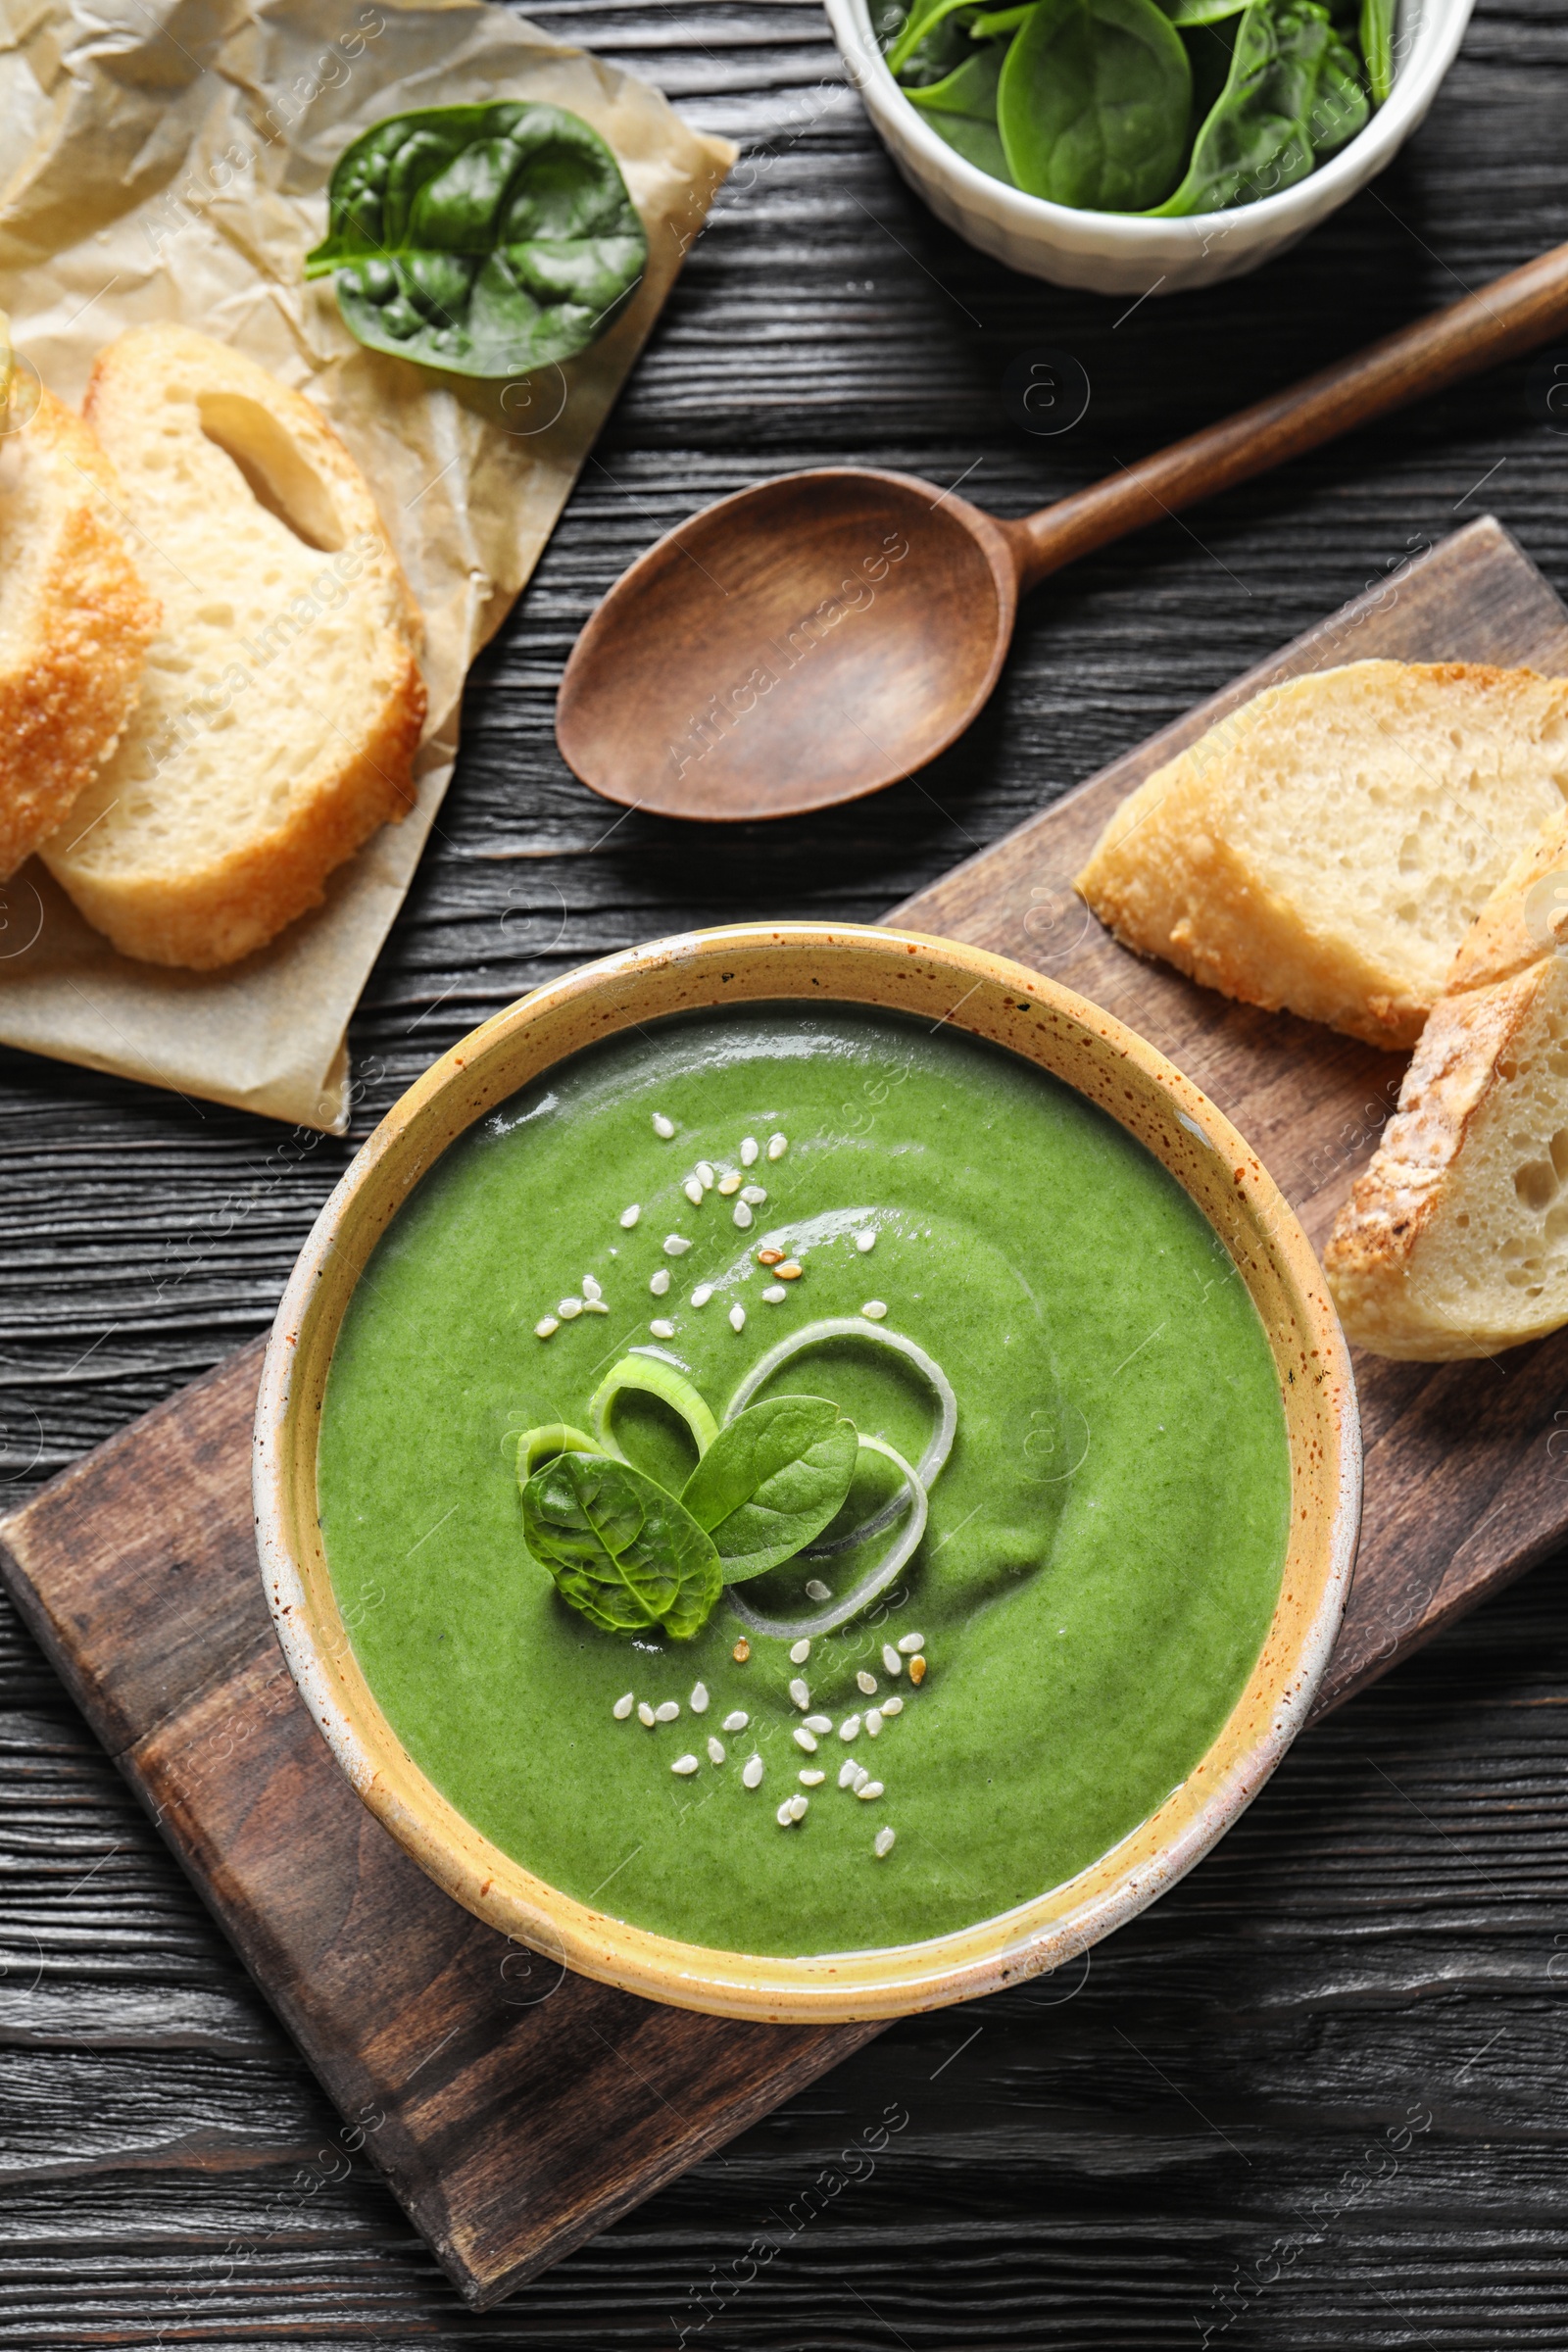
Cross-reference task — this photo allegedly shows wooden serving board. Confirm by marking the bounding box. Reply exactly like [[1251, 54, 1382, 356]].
[[4, 514, 1567, 2313]]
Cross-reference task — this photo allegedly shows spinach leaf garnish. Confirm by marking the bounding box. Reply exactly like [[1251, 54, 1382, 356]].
[[304, 102, 647, 381], [1146, 0, 1367, 215], [520, 1450, 720, 1641], [680, 1396, 859, 1585], [906, 43, 1017, 181], [1358, 0, 1393, 102], [996, 0, 1192, 209]]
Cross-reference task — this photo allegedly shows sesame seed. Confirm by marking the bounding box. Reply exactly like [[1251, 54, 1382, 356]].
[[650, 1319, 675, 1340], [691, 1283, 714, 1307], [655, 1700, 680, 1723], [882, 1645, 903, 1677], [762, 1284, 786, 1303], [733, 1639, 751, 1663], [857, 1671, 877, 1696], [805, 1578, 831, 1601], [909, 1655, 927, 1686], [722, 1710, 749, 1733], [696, 1161, 715, 1189], [620, 1204, 640, 1228], [743, 1753, 764, 1788], [650, 1268, 670, 1296], [717, 1172, 742, 1196], [638, 1702, 656, 1727], [789, 1639, 810, 1664], [776, 1799, 796, 1827], [838, 1759, 861, 1788], [583, 1298, 610, 1315], [672, 1753, 699, 1776], [856, 1780, 885, 1800], [690, 1683, 710, 1713], [664, 1235, 692, 1256], [857, 1229, 876, 1254], [534, 1317, 559, 1339], [789, 1678, 810, 1708], [741, 1137, 760, 1165], [767, 1133, 788, 1160], [866, 1708, 884, 1736], [804, 1714, 833, 1735], [708, 1736, 726, 1765], [874, 1827, 896, 1857], [799, 1767, 825, 1787], [583, 1274, 603, 1301], [881, 1696, 904, 1717], [683, 1176, 704, 1206], [759, 1247, 784, 1266], [839, 1713, 861, 1740], [653, 1112, 675, 1138], [729, 1304, 746, 1333], [559, 1297, 583, 1319], [612, 1691, 635, 1719], [852, 1765, 871, 1793], [860, 1300, 888, 1321], [898, 1633, 925, 1654], [776, 1260, 803, 1280], [741, 1184, 767, 1205], [790, 1793, 809, 1821], [793, 1727, 818, 1753], [733, 1201, 754, 1230]]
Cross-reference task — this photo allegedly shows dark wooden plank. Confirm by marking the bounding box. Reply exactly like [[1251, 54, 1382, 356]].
[[897, 514, 1568, 1717]]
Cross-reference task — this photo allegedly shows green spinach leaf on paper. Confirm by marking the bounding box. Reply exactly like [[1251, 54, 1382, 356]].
[[997, 0, 1193, 211], [304, 102, 647, 380], [906, 42, 1018, 180], [681, 1396, 859, 1585], [522, 1451, 720, 1640], [1147, 0, 1367, 213]]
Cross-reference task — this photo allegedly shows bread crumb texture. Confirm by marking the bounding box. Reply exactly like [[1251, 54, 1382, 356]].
[[0, 386, 158, 880], [40, 325, 426, 969], [1326, 955, 1568, 1357], [1075, 661, 1568, 1050]]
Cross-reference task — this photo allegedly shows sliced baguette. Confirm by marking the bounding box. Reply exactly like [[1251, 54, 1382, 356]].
[[40, 325, 425, 970], [1075, 661, 1568, 1050], [1324, 954, 1568, 1357], [0, 376, 158, 879]]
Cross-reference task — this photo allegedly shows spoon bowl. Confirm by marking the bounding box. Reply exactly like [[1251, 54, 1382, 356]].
[[556, 241, 1568, 822], [556, 468, 1018, 820]]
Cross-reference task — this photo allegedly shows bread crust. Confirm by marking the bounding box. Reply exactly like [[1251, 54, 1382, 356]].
[[1323, 965, 1552, 1357], [0, 387, 158, 880], [40, 325, 425, 969], [1076, 661, 1568, 1052]]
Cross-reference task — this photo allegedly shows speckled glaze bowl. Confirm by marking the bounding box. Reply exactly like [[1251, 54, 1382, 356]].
[[255, 923, 1360, 2023]]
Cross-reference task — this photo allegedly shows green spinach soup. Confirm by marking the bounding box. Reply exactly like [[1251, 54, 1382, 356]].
[[318, 1004, 1290, 1954]]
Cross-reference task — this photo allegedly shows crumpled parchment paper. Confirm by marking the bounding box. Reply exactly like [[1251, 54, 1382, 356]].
[[0, 0, 733, 1128]]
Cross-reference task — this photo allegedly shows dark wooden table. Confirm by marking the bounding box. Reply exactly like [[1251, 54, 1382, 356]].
[[5, 3, 1568, 2341]]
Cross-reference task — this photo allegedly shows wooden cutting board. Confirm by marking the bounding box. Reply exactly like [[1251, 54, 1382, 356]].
[[4, 514, 1566, 2313]]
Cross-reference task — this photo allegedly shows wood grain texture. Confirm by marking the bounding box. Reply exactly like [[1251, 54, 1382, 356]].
[[8, 0, 1568, 2336], [2, 518, 1563, 2318]]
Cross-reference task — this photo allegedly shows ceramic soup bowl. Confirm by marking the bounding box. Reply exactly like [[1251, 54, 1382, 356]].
[[255, 923, 1360, 2023]]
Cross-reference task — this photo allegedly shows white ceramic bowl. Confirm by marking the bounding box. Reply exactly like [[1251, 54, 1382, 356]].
[[825, 0, 1476, 293]]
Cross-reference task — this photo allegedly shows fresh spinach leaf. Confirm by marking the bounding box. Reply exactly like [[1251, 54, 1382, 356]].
[[1147, 0, 1367, 213], [906, 41, 1017, 180], [681, 1396, 859, 1585], [1359, 0, 1394, 102], [1158, 0, 1248, 26], [304, 102, 647, 380], [1184, 14, 1242, 120], [888, 0, 993, 81], [521, 1451, 720, 1640], [997, 0, 1192, 211]]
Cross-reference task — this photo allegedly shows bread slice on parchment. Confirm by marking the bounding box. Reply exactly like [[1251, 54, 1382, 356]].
[[1075, 662, 1568, 1051], [1325, 954, 1568, 1358], [0, 342, 159, 879], [39, 325, 425, 970]]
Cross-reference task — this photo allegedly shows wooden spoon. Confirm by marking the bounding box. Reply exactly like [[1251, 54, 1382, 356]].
[[557, 242, 1568, 823]]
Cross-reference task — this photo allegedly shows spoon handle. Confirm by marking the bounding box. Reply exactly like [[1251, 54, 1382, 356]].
[[1004, 240, 1568, 594]]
